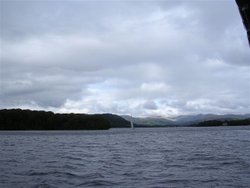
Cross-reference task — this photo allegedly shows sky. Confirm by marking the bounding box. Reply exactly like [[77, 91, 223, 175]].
[[0, 0, 249, 117]]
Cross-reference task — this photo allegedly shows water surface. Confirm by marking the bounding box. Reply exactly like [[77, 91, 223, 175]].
[[0, 126, 250, 187]]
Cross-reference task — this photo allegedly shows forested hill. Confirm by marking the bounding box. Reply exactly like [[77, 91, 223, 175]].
[[0, 109, 111, 130], [100, 114, 130, 128], [193, 119, 250, 127]]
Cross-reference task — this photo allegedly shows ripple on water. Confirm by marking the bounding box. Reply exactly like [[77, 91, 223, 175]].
[[0, 127, 250, 188]]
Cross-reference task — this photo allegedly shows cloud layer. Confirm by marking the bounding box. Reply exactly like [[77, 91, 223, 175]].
[[1, 1, 249, 117]]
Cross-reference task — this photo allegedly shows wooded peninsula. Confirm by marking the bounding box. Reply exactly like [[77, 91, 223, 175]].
[[0, 109, 111, 130]]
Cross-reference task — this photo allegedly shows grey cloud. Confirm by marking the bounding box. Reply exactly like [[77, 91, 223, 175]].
[[143, 101, 158, 110], [0, 0, 249, 117]]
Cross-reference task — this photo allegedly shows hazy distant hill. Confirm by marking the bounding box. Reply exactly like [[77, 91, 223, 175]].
[[122, 115, 175, 126], [122, 114, 250, 127]]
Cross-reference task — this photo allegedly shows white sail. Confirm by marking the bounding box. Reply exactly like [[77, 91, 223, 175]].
[[130, 120, 134, 129]]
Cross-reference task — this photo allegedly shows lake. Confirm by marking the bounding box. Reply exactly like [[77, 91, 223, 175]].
[[0, 126, 250, 188]]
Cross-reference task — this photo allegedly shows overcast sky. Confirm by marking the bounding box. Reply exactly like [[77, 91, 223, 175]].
[[0, 0, 249, 117]]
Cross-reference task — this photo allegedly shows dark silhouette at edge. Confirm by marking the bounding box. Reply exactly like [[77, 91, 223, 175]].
[[236, 0, 250, 45]]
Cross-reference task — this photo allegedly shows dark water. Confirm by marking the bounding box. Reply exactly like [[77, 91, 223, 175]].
[[0, 126, 250, 188]]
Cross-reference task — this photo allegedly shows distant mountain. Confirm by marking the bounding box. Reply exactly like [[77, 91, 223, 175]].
[[122, 115, 175, 127], [122, 114, 250, 127], [173, 114, 250, 125]]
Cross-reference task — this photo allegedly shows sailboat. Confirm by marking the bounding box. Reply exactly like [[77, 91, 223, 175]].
[[130, 120, 134, 129]]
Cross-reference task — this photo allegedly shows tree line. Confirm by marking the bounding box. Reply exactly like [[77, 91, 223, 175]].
[[195, 119, 250, 127], [0, 109, 111, 130]]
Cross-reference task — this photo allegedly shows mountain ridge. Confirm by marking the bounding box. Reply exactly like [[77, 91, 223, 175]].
[[122, 114, 250, 126]]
